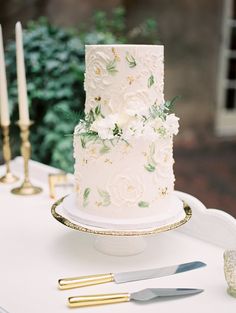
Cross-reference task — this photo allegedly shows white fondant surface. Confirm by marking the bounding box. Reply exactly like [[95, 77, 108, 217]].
[[62, 193, 185, 230]]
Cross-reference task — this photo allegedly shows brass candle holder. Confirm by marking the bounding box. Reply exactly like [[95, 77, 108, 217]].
[[11, 121, 42, 195], [0, 125, 19, 184]]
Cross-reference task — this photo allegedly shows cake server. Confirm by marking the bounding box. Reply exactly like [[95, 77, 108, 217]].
[[68, 287, 204, 307], [58, 261, 206, 290]]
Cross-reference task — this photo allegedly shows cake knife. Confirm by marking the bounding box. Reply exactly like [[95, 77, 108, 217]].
[[68, 287, 204, 307], [58, 261, 206, 290]]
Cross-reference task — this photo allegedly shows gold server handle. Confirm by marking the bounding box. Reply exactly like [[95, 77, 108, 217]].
[[68, 293, 130, 308], [58, 273, 114, 290]]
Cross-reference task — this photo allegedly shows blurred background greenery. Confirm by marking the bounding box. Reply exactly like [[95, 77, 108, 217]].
[[5, 8, 158, 172]]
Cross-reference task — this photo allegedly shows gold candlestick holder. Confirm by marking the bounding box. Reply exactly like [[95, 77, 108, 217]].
[[11, 121, 42, 195], [0, 125, 19, 184]]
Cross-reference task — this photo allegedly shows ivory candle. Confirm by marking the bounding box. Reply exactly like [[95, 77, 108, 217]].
[[16, 22, 30, 125], [0, 25, 10, 126]]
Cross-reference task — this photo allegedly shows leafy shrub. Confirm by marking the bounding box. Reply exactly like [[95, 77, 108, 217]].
[[5, 8, 158, 172]]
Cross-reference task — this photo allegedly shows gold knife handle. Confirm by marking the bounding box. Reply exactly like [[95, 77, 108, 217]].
[[68, 293, 130, 307], [58, 273, 114, 290]]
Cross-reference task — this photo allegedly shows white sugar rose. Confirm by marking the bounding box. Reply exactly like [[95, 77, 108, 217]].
[[108, 170, 144, 208], [122, 118, 145, 140], [116, 112, 131, 128], [90, 114, 119, 140], [140, 117, 165, 140], [153, 116, 164, 129], [165, 114, 179, 135], [142, 123, 156, 140], [149, 116, 164, 135]]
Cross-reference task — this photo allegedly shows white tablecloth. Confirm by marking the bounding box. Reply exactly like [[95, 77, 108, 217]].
[[0, 158, 236, 313]]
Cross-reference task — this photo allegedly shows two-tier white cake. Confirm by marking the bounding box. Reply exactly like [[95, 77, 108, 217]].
[[73, 44, 183, 221]]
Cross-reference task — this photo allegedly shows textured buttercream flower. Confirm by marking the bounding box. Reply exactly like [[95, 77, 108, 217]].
[[85, 50, 111, 91], [123, 90, 150, 117], [165, 114, 179, 135], [85, 142, 104, 160], [108, 169, 144, 208], [150, 137, 174, 192], [143, 49, 163, 73], [85, 94, 113, 114], [153, 140, 172, 166]]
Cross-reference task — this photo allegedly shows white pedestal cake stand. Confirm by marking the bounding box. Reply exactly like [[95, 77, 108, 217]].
[[51, 193, 192, 256]]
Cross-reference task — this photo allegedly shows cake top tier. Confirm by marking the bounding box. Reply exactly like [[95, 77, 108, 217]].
[[84, 44, 164, 117], [75, 44, 179, 141]]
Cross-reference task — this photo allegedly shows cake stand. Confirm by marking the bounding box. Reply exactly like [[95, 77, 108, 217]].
[[51, 193, 192, 256]]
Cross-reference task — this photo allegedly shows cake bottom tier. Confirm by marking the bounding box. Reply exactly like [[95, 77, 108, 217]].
[[74, 136, 176, 220]]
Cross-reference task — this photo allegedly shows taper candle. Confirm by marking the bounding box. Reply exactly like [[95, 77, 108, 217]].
[[0, 25, 10, 126], [15, 22, 30, 125]]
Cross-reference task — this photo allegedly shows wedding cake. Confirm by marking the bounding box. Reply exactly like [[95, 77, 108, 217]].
[[73, 45, 183, 221]]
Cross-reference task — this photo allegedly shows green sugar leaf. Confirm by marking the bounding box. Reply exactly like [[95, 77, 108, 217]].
[[86, 109, 96, 124], [113, 123, 123, 137], [125, 52, 137, 68], [148, 74, 155, 88], [144, 163, 156, 172], [80, 136, 86, 148], [148, 143, 157, 166], [106, 59, 118, 74], [98, 189, 111, 206], [80, 131, 99, 148], [149, 103, 161, 119], [83, 187, 91, 207], [95, 105, 101, 116], [163, 95, 181, 115], [100, 144, 110, 154], [150, 142, 155, 156], [138, 201, 149, 208]]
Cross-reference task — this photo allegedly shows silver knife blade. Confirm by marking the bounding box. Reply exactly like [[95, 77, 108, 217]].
[[114, 261, 206, 284], [131, 288, 204, 301]]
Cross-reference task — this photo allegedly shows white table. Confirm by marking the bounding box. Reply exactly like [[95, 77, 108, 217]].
[[0, 157, 236, 313]]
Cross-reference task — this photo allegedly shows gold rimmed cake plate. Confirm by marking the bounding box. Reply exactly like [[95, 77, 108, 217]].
[[51, 195, 191, 255], [51, 196, 191, 237]]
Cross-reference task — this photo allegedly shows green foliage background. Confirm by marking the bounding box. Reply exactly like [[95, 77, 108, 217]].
[[5, 8, 158, 172]]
